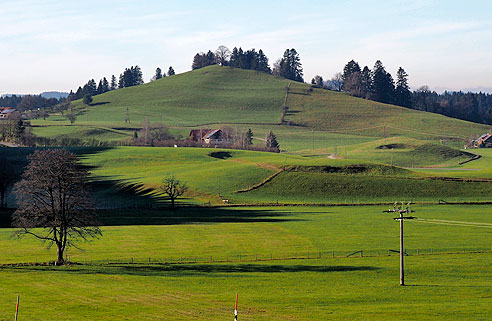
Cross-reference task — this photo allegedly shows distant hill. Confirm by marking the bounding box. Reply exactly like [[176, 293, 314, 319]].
[[1, 91, 68, 99], [40, 91, 69, 99]]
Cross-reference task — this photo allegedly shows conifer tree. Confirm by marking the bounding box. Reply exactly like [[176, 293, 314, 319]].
[[360, 66, 373, 99], [97, 79, 103, 94], [278, 49, 303, 82], [394, 67, 412, 107], [372, 60, 394, 104], [110, 75, 117, 90], [266, 131, 279, 150], [167, 66, 175, 76], [245, 128, 253, 146], [102, 77, 109, 93], [155, 67, 163, 80]]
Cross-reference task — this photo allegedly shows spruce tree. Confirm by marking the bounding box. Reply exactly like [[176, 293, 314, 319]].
[[266, 131, 279, 150], [102, 77, 109, 93], [257, 49, 271, 73], [372, 60, 394, 104], [394, 67, 412, 107], [110, 75, 117, 90], [230, 47, 239, 67], [245, 128, 253, 146], [279, 49, 303, 82], [167, 66, 175, 76], [360, 66, 373, 99], [97, 79, 103, 94], [87, 79, 97, 96], [155, 67, 163, 80]]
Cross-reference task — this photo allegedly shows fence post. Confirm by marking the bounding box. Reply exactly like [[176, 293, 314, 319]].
[[318, 251, 321, 259], [256, 254, 258, 261], [417, 249, 419, 256], [360, 250, 363, 258], [210, 256, 212, 263]]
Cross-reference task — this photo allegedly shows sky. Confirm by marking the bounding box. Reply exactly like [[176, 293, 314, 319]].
[[1, 0, 491, 95]]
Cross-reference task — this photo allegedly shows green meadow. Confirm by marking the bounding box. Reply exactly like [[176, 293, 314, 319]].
[[2, 205, 492, 320]]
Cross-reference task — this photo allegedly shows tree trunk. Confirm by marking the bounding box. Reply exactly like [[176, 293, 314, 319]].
[[56, 244, 64, 265], [171, 198, 175, 209]]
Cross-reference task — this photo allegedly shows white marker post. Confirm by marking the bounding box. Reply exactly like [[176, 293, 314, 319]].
[[234, 293, 238, 321], [15, 295, 20, 321]]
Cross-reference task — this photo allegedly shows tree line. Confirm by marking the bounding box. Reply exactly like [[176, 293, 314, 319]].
[[315, 59, 492, 124], [0, 95, 62, 111], [191, 46, 304, 82]]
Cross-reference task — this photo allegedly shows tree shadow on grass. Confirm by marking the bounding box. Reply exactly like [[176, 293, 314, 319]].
[[2, 264, 380, 277], [98, 207, 304, 226]]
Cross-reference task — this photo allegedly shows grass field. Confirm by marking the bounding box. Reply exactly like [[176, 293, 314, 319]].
[[2, 205, 492, 320]]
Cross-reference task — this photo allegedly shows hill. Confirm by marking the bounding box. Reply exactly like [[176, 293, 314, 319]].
[[31, 65, 488, 151]]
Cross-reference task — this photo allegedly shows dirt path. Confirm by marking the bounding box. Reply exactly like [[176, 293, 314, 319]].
[[0, 141, 20, 147]]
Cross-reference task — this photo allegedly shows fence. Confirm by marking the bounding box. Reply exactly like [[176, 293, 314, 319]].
[[61, 246, 492, 266]]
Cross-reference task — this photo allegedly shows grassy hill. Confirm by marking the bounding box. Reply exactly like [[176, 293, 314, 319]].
[[30, 65, 488, 152]]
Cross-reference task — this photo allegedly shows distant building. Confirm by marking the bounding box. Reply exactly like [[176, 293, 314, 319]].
[[189, 128, 229, 145], [474, 133, 492, 148], [0, 107, 16, 119]]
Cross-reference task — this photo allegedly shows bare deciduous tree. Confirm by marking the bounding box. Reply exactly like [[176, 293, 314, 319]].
[[215, 45, 231, 66], [12, 149, 100, 265], [159, 175, 188, 209]]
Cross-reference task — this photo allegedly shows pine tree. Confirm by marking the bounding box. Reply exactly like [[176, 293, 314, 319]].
[[244, 128, 253, 146], [342, 60, 361, 83], [360, 66, 373, 99], [342, 60, 361, 93], [86, 79, 97, 96], [110, 75, 117, 90], [394, 67, 412, 107], [97, 79, 103, 94], [372, 60, 394, 104], [167, 66, 175, 76], [102, 77, 109, 93], [155, 67, 163, 80], [230, 47, 239, 67], [278, 49, 303, 82], [266, 131, 279, 150], [257, 49, 271, 73], [118, 73, 124, 89]]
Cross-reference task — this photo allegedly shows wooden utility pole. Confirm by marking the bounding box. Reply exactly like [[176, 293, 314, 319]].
[[383, 202, 417, 286], [312, 128, 315, 150]]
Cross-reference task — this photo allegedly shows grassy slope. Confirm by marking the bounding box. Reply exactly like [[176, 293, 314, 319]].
[[71, 66, 290, 127], [285, 82, 488, 139], [78, 146, 492, 205], [29, 65, 488, 153], [2, 205, 492, 320]]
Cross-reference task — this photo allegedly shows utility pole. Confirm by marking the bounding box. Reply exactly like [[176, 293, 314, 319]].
[[312, 128, 315, 150], [125, 107, 130, 123], [383, 202, 417, 286]]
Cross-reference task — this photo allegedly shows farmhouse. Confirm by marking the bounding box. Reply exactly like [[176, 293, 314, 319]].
[[189, 128, 229, 145], [474, 133, 492, 148], [0, 107, 16, 119]]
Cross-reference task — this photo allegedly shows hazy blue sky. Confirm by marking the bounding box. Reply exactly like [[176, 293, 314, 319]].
[[1, 0, 491, 94]]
